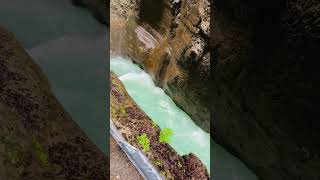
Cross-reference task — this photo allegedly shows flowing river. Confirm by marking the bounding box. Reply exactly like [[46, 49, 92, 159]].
[[111, 56, 259, 180], [0, 0, 260, 178], [0, 0, 108, 153]]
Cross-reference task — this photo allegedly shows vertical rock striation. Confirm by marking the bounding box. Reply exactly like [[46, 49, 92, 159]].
[[111, 0, 211, 132]]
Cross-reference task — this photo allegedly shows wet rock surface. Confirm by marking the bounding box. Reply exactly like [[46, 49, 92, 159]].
[[110, 72, 209, 180], [211, 0, 320, 179], [111, 0, 210, 132], [0, 27, 108, 179]]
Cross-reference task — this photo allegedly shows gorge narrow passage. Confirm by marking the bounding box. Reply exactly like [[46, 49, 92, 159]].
[[0, 0, 108, 153], [111, 56, 259, 179], [110, 56, 210, 171]]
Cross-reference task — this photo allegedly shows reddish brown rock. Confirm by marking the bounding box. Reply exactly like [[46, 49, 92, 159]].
[[111, 0, 211, 133]]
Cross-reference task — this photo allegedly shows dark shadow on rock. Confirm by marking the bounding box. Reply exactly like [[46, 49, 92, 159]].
[[72, 0, 109, 25], [211, 0, 320, 179], [138, 0, 165, 28]]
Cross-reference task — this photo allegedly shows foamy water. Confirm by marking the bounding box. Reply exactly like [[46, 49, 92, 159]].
[[111, 56, 259, 179], [111, 56, 211, 170]]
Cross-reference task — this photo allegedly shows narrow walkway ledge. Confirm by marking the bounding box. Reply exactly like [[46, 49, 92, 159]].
[[110, 120, 164, 180]]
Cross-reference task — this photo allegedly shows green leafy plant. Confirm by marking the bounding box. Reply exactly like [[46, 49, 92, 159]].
[[137, 133, 150, 152], [119, 106, 127, 115], [32, 136, 49, 165], [111, 107, 116, 115], [159, 128, 174, 143]]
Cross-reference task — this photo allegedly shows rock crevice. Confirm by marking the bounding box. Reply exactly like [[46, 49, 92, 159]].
[[111, 0, 211, 132]]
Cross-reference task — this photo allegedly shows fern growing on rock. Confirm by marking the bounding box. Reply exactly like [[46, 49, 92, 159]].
[[137, 133, 150, 152], [159, 128, 174, 143]]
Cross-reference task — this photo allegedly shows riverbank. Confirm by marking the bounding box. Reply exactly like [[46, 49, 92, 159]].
[[110, 71, 209, 179]]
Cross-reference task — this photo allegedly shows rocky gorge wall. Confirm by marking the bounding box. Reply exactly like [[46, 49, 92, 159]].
[[110, 0, 211, 132], [110, 0, 320, 179], [211, 0, 320, 179], [0, 27, 108, 179]]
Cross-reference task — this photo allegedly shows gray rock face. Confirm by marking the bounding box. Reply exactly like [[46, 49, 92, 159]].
[[72, 0, 109, 25], [211, 0, 320, 179], [0, 27, 108, 179]]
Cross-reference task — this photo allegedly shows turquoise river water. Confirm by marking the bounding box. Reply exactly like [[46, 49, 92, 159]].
[[111, 56, 259, 179]]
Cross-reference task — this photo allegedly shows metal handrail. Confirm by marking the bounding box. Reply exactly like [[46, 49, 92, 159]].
[[110, 119, 164, 180]]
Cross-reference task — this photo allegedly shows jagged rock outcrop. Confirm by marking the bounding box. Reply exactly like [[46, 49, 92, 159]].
[[0, 27, 108, 179], [72, 0, 109, 25], [111, 0, 210, 132], [211, 0, 320, 179]]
